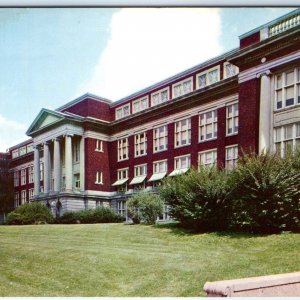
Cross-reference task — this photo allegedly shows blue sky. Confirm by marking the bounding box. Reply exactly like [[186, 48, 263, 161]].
[[0, 7, 296, 151]]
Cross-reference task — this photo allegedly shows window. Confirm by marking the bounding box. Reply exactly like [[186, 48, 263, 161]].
[[153, 160, 168, 174], [274, 123, 300, 157], [14, 192, 19, 208], [12, 149, 19, 159], [199, 109, 218, 142], [73, 141, 80, 163], [21, 190, 26, 205], [74, 174, 80, 190], [117, 200, 126, 217], [225, 145, 238, 170], [96, 200, 104, 208], [40, 162, 44, 181], [199, 149, 217, 168], [27, 144, 34, 153], [174, 155, 191, 170], [19, 146, 26, 156], [21, 169, 26, 185], [29, 189, 34, 200], [134, 164, 147, 177], [14, 171, 19, 187], [116, 104, 130, 120], [226, 103, 239, 135], [117, 138, 129, 161], [95, 171, 103, 184], [95, 139, 103, 152], [196, 66, 220, 89], [28, 165, 34, 183], [118, 168, 129, 180], [153, 125, 168, 152], [275, 67, 300, 110], [175, 118, 191, 147], [151, 88, 169, 106], [134, 132, 147, 157], [132, 96, 148, 113], [223, 62, 239, 79], [172, 77, 193, 98]]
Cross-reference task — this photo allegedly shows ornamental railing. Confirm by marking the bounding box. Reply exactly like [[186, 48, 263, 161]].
[[269, 11, 300, 37]]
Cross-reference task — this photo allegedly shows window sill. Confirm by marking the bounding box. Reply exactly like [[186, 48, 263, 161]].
[[274, 103, 300, 113], [226, 132, 238, 137], [118, 158, 129, 162], [95, 149, 104, 153], [199, 137, 217, 144], [174, 143, 191, 149], [95, 182, 103, 185], [153, 149, 168, 154], [134, 154, 147, 158]]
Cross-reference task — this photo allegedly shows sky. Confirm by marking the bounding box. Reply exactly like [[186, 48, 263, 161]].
[[0, 7, 297, 151]]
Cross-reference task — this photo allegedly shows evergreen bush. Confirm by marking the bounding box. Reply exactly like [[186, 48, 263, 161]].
[[127, 192, 163, 224], [6, 202, 53, 225]]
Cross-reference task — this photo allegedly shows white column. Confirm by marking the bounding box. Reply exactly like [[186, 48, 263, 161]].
[[79, 136, 85, 191], [258, 70, 272, 153], [65, 135, 73, 192], [43, 142, 51, 194], [53, 138, 61, 192], [34, 145, 40, 197]]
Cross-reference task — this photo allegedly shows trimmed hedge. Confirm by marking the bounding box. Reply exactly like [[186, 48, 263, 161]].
[[6, 202, 53, 225], [55, 206, 124, 224]]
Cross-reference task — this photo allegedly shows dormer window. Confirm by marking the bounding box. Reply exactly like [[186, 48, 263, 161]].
[[224, 62, 239, 79], [196, 66, 220, 89], [172, 77, 193, 98], [116, 104, 130, 120], [132, 96, 149, 113], [151, 88, 169, 106]]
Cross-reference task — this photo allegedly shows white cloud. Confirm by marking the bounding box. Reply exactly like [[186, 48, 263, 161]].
[[0, 114, 28, 152], [79, 8, 222, 101]]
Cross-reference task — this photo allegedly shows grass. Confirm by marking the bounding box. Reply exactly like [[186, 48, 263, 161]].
[[0, 223, 299, 297]]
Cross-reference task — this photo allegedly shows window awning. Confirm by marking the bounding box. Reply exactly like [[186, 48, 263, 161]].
[[112, 178, 128, 186], [148, 172, 167, 182], [129, 175, 146, 185], [168, 168, 189, 177]]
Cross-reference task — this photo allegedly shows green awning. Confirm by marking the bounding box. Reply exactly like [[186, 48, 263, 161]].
[[148, 172, 167, 182], [112, 178, 128, 186], [129, 175, 146, 185], [169, 168, 189, 177]]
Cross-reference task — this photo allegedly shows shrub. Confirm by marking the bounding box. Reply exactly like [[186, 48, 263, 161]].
[[55, 206, 124, 224], [230, 152, 300, 233], [127, 192, 163, 224], [6, 202, 53, 225], [158, 167, 232, 232]]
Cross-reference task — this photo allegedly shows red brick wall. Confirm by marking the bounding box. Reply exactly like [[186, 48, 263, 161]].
[[63, 98, 112, 122], [240, 32, 260, 49]]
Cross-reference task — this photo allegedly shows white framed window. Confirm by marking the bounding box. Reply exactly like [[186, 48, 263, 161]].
[[153, 160, 168, 174], [134, 132, 147, 157], [117, 200, 126, 217], [14, 171, 19, 187], [199, 149, 217, 168], [226, 102, 239, 135], [225, 145, 238, 170], [174, 155, 191, 170], [40, 162, 44, 181], [29, 189, 34, 200], [134, 164, 147, 177], [153, 125, 168, 152], [275, 67, 300, 110], [14, 192, 19, 208], [12, 149, 19, 159], [95, 171, 103, 184], [96, 200, 103, 208], [199, 109, 218, 142], [118, 168, 129, 180], [19, 146, 26, 156], [175, 118, 191, 147], [95, 139, 103, 152], [274, 122, 300, 157], [223, 62, 239, 79], [21, 168, 26, 186], [28, 165, 34, 183], [151, 87, 169, 106], [132, 96, 149, 113], [27, 144, 34, 153], [74, 173, 80, 190], [118, 138, 129, 161], [172, 77, 193, 98], [21, 190, 26, 205], [73, 141, 80, 163], [116, 104, 130, 120], [196, 65, 220, 89]]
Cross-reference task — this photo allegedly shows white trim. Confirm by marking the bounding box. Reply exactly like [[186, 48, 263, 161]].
[[132, 96, 149, 114], [115, 103, 131, 120], [238, 50, 300, 83], [172, 76, 194, 99], [223, 62, 239, 79], [196, 65, 220, 89], [83, 130, 111, 141], [84, 190, 116, 197], [151, 87, 170, 107]]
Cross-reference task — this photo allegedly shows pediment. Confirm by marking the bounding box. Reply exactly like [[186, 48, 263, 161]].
[[26, 109, 65, 136]]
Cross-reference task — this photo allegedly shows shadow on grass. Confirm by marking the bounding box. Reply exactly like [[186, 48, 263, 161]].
[[153, 222, 273, 239]]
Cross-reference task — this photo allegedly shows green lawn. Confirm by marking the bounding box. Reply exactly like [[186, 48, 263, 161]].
[[0, 223, 299, 297]]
